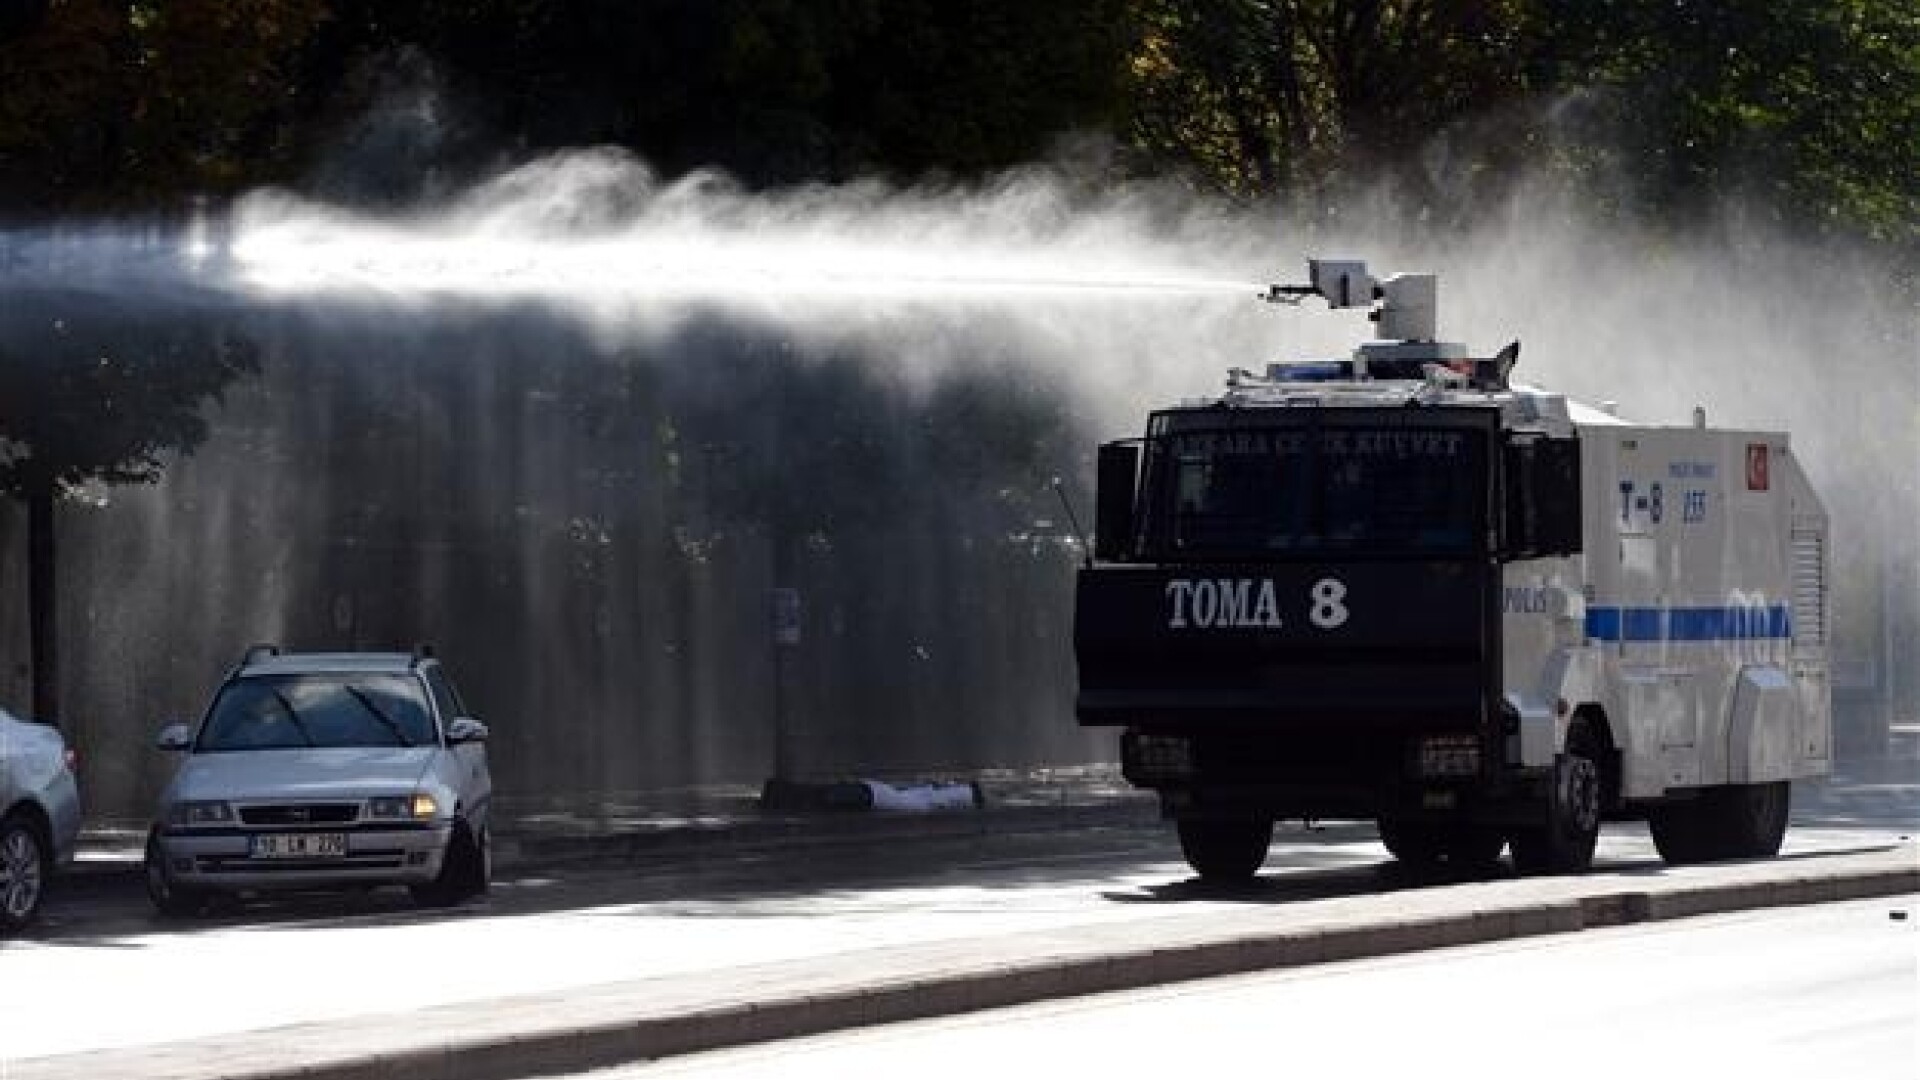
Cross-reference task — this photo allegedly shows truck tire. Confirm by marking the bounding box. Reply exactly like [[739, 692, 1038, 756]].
[[1377, 818, 1505, 869], [1177, 818, 1273, 882], [1649, 781, 1790, 864], [1646, 798, 1711, 864], [1720, 781, 1792, 858], [1509, 722, 1602, 876]]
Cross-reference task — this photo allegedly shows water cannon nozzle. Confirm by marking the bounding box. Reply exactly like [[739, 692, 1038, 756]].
[[1265, 259, 1444, 342], [1264, 283, 1316, 305]]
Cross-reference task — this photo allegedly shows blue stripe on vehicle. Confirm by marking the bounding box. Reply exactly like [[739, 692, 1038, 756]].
[[1583, 605, 1792, 642]]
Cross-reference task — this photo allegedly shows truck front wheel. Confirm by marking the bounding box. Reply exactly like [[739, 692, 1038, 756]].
[[1509, 722, 1602, 875], [1177, 817, 1273, 882]]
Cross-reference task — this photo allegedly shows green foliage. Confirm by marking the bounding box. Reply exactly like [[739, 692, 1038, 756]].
[[0, 295, 260, 495], [0, 1, 1909, 244], [0, 0, 329, 212], [1124, 0, 1917, 245], [1126, 0, 1544, 205], [1537, 0, 1920, 246]]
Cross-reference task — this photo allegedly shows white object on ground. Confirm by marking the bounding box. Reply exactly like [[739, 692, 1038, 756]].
[[861, 780, 977, 812]]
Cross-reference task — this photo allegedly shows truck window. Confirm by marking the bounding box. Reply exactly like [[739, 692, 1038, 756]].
[[1138, 415, 1489, 559], [1503, 435, 1583, 558]]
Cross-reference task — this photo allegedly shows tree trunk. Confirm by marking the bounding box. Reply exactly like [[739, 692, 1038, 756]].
[[25, 471, 58, 728]]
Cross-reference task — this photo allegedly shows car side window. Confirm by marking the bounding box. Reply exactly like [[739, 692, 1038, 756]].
[[424, 667, 463, 725]]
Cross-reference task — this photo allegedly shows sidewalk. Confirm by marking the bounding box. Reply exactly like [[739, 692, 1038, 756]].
[[21, 844, 1917, 1080]]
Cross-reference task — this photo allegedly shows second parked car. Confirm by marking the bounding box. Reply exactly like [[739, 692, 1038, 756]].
[[1, 706, 81, 933], [145, 647, 492, 915]]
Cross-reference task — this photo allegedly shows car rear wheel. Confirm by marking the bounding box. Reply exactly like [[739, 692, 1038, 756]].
[[0, 812, 48, 932], [144, 833, 210, 918]]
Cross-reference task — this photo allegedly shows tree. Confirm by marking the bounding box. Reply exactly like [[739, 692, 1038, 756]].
[[1126, 0, 1543, 208], [1535, 0, 1920, 246], [0, 294, 259, 724], [0, 0, 329, 214], [1124, 0, 1917, 246]]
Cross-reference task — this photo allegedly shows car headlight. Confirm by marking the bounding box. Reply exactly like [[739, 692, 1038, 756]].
[[368, 794, 440, 820], [168, 800, 234, 826]]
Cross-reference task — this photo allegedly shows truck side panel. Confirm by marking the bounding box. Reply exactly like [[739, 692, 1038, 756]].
[[1560, 423, 1829, 801]]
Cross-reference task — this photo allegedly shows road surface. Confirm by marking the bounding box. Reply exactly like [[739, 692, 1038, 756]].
[[2, 776, 1912, 1068], [587, 896, 1920, 1080]]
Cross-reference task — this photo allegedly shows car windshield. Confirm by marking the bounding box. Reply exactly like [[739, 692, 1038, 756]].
[[196, 673, 436, 751]]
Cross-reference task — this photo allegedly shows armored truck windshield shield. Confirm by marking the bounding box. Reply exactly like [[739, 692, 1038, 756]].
[[1134, 406, 1495, 561]]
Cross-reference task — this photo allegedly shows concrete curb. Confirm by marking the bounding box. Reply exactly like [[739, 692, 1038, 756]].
[[21, 848, 1915, 1080]]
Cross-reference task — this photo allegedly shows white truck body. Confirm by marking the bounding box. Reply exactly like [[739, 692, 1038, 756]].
[[1486, 390, 1829, 798]]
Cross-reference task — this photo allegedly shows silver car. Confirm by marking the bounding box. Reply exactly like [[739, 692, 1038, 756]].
[[145, 647, 492, 914], [0, 707, 81, 932]]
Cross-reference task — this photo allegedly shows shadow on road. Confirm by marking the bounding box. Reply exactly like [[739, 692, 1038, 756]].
[[15, 802, 1914, 948]]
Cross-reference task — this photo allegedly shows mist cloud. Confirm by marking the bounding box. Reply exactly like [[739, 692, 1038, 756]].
[[2, 139, 1912, 812]]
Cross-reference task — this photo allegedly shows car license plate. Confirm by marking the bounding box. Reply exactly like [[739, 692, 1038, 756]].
[[250, 832, 347, 859]]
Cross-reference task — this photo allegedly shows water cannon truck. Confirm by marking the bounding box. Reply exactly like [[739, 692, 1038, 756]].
[[1076, 259, 1831, 878]]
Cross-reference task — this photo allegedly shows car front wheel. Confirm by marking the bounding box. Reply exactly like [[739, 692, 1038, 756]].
[[144, 833, 210, 918], [411, 820, 487, 908], [0, 812, 48, 932]]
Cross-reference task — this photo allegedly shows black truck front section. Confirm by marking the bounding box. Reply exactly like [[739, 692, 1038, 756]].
[[1074, 403, 1533, 825], [1076, 559, 1507, 820]]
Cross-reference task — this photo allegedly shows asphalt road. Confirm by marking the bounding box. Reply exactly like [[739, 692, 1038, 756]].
[[590, 896, 1919, 1080], [4, 777, 1913, 1066]]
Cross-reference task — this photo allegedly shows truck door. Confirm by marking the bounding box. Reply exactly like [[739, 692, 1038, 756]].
[[1617, 438, 1700, 787]]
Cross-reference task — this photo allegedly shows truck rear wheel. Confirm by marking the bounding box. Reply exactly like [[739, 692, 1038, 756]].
[[1377, 818, 1506, 869], [1176, 818, 1273, 882], [1649, 781, 1790, 864], [1509, 722, 1602, 876], [1721, 781, 1792, 858]]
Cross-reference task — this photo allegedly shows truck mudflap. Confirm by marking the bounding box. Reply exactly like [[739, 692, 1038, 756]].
[[1074, 560, 1495, 729]]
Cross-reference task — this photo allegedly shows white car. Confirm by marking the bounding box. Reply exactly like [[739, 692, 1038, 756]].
[[145, 647, 492, 914], [0, 707, 81, 932]]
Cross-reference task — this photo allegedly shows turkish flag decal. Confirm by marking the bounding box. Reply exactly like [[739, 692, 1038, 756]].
[[1746, 443, 1770, 491]]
